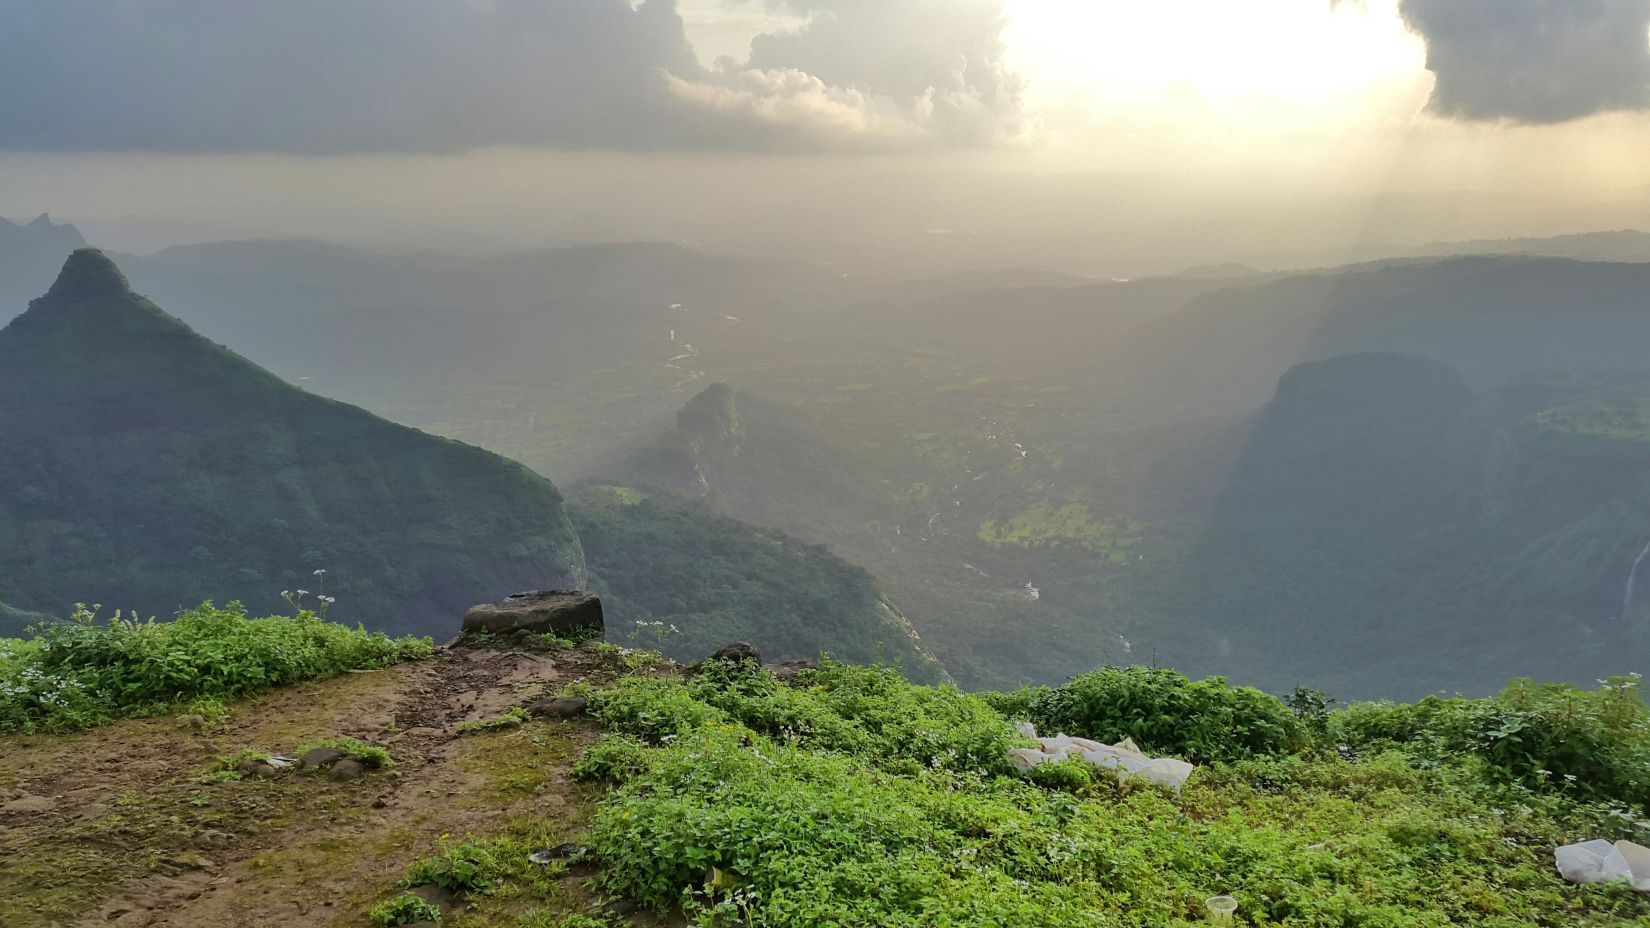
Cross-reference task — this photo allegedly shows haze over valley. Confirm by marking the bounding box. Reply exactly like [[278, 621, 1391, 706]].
[[8, 206, 1650, 699], [18, 4, 1650, 925]]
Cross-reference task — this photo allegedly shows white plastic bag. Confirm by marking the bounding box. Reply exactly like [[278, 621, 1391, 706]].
[[1007, 748, 1051, 770], [1555, 839, 1650, 890], [1082, 742, 1196, 791], [1010, 724, 1196, 791]]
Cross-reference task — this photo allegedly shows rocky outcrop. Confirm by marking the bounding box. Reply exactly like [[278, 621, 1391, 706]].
[[705, 641, 761, 665], [462, 590, 604, 637], [677, 382, 740, 443]]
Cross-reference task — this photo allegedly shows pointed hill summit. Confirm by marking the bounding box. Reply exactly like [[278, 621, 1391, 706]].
[[0, 249, 584, 635]]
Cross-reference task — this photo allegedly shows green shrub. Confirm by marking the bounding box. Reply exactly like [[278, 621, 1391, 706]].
[[571, 734, 656, 784], [794, 659, 1014, 773], [569, 661, 1650, 926], [403, 838, 503, 895], [369, 892, 441, 926], [980, 685, 1041, 721], [1024, 756, 1098, 792], [1007, 666, 1305, 763], [589, 658, 1013, 774], [1332, 676, 1650, 807], [588, 676, 731, 741], [0, 602, 433, 733], [590, 727, 1087, 925]]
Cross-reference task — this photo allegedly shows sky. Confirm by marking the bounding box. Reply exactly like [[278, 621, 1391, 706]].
[[1, 0, 1648, 275]]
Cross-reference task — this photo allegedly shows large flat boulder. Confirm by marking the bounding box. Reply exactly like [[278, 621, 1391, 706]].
[[462, 590, 604, 638]]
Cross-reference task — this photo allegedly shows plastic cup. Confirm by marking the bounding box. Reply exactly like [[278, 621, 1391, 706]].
[[1205, 895, 1238, 923]]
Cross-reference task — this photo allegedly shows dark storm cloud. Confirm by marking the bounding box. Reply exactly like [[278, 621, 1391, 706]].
[[1399, 0, 1650, 123], [0, 0, 1022, 154]]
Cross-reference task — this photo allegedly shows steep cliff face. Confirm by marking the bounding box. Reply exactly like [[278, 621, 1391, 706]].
[[1182, 354, 1650, 696], [0, 250, 585, 636], [1231, 352, 1476, 518]]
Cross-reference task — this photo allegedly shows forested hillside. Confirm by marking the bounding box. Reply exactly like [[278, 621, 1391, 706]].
[[0, 250, 585, 636], [567, 485, 943, 679], [1165, 354, 1650, 696]]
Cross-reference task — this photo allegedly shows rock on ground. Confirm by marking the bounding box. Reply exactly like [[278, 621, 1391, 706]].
[[461, 590, 603, 638]]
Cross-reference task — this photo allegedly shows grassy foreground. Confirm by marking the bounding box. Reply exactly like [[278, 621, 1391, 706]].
[[6, 608, 1650, 926], [0, 603, 433, 732], [566, 661, 1650, 927]]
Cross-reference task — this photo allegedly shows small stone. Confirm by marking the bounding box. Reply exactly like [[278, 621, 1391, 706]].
[[300, 747, 344, 769], [525, 696, 588, 719], [329, 758, 366, 781]]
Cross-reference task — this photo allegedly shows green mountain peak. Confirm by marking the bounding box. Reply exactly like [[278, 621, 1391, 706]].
[[0, 250, 585, 636], [43, 247, 132, 303]]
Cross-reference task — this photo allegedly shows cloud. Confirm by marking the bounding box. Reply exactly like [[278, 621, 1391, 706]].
[[738, 0, 1024, 146], [1398, 0, 1650, 123], [0, 0, 1022, 154]]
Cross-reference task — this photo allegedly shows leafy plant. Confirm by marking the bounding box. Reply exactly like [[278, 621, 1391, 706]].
[[562, 656, 1650, 926], [995, 666, 1306, 764], [295, 736, 395, 770], [1024, 756, 1098, 792], [369, 892, 441, 927], [1333, 675, 1650, 806], [571, 734, 656, 784], [203, 747, 278, 781], [1285, 685, 1332, 738], [403, 838, 504, 895]]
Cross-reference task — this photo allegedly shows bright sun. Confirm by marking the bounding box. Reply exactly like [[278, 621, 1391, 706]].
[[1003, 0, 1426, 112]]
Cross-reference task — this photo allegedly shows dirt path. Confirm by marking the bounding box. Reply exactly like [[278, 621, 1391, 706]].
[[0, 643, 633, 928]]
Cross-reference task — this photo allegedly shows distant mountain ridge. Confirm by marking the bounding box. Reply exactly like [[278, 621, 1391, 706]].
[[1095, 256, 1650, 420], [0, 249, 585, 636], [0, 213, 86, 314], [1407, 229, 1650, 263]]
